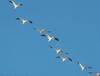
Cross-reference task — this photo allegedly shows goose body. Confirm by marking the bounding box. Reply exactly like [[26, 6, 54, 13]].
[[97, 73, 100, 76], [60, 55, 72, 62], [55, 48, 63, 54], [79, 63, 85, 71], [9, 0, 23, 9]]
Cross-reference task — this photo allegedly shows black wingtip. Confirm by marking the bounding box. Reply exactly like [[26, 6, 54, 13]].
[[76, 61, 79, 64], [20, 4, 23, 6], [55, 37, 59, 41], [41, 34, 46, 37], [56, 56, 60, 58], [68, 57, 72, 62], [16, 18, 20, 20], [29, 20, 32, 23], [9, 0, 12, 3], [88, 72, 93, 74], [49, 45, 53, 48]]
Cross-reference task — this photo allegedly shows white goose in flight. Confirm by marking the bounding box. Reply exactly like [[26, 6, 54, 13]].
[[56, 52, 72, 63], [33, 28, 51, 34], [77, 61, 92, 71], [16, 17, 32, 24], [49, 45, 69, 55], [9, 0, 23, 9], [89, 72, 100, 76], [55, 48, 63, 54], [41, 34, 59, 42]]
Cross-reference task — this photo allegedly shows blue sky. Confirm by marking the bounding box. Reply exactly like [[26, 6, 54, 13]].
[[0, 0, 100, 76]]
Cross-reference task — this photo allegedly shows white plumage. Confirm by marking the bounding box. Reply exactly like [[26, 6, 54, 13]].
[[41, 34, 59, 42], [56, 52, 72, 63], [33, 28, 51, 34], [77, 61, 92, 71], [16, 17, 32, 24], [9, 0, 23, 9], [89, 72, 100, 76]]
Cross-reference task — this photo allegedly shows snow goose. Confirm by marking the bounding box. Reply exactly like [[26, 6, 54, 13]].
[[49, 45, 69, 55], [33, 28, 51, 34], [41, 34, 59, 42], [16, 17, 32, 24], [77, 61, 92, 71], [9, 0, 23, 9], [55, 48, 63, 54], [56, 52, 72, 63], [89, 72, 100, 76]]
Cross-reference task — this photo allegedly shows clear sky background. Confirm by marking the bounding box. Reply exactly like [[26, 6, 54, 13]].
[[0, 0, 100, 76]]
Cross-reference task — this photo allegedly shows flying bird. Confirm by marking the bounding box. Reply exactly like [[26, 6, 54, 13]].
[[77, 61, 92, 71], [49, 45, 63, 54], [56, 52, 72, 63], [41, 34, 59, 42], [9, 0, 23, 9], [55, 48, 63, 54], [49, 45, 69, 55], [88, 72, 100, 76], [16, 17, 32, 24], [33, 28, 51, 34]]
